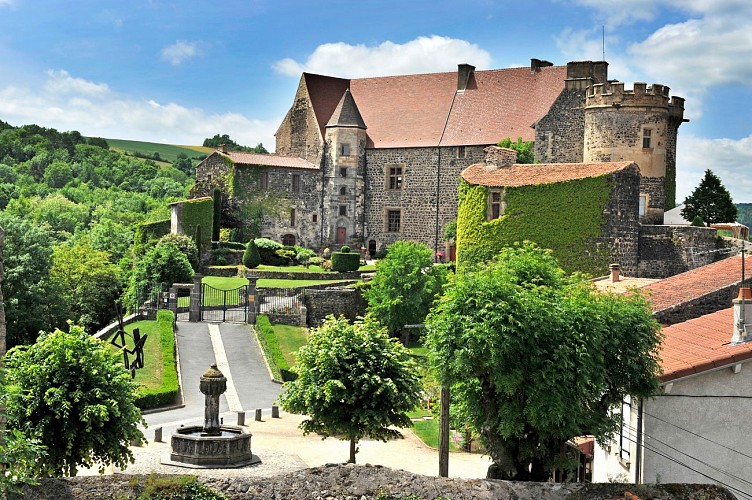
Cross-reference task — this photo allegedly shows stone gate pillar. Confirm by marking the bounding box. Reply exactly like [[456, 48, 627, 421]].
[[168, 286, 178, 317], [246, 277, 257, 324], [189, 274, 203, 322]]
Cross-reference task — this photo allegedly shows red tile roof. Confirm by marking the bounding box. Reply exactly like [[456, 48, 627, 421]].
[[659, 307, 752, 382], [643, 255, 752, 312], [303, 65, 567, 149], [460, 161, 635, 187], [223, 151, 318, 170]]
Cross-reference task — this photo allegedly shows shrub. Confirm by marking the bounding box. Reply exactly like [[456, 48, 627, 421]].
[[331, 251, 360, 272], [309, 256, 325, 267], [243, 239, 261, 268], [691, 215, 706, 227], [340, 245, 351, 253], [159, 233, 199, 270], [374, 247, 388, 260], [255, 315, 297, 381], [255, 238, 285, 265]]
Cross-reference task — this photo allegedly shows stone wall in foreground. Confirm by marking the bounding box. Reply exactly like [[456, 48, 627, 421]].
[[17, 465, 736, 499]]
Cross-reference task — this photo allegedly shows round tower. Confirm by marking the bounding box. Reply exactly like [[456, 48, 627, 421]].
[[584, 82, 686, 224]]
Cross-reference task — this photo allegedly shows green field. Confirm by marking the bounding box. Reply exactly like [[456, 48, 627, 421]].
[[106, 319, 163, 390], [105, 138, 208, 163]]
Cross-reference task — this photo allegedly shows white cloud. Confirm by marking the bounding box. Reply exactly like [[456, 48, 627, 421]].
[[0, 70, 277, 149], [676, 134, 752, 203], [44, 69, 110, 96], [568, 0, 659, 29], [160, 40, 200, 66], [273, 35, 492, 78], [0, 0, 14, 6]]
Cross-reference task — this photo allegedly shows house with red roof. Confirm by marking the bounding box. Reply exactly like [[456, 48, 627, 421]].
[[591, 294, 752, 497]]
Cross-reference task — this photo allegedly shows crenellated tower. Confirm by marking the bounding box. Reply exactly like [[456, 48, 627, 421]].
[[584, 81, 686, 224]]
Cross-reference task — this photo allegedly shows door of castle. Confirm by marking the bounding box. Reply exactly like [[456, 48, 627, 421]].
[[336, 227, 346, 244]]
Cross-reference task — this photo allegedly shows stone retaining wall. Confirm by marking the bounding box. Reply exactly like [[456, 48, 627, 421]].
[[16, 466, 736, 499], [637, 225, 723, 278], [303, 287, 367, 326]]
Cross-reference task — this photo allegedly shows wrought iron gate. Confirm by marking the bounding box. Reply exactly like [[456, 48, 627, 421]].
[[201, 283, 249, 322]]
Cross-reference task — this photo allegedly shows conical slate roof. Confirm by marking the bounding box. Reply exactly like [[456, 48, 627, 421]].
[[326, 89, 366, 129]]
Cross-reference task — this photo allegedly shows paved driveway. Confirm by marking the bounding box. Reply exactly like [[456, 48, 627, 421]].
[[142, 321, 282, 438]]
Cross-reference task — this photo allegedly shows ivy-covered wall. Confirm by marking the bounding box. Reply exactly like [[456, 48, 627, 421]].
[[134, 219, 170, 254], [179, 197, 213, 252], [456, 172, 637, 276]]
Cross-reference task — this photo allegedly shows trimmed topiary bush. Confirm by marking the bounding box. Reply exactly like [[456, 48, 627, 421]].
[[340, 245, 351, 253], [254, 237, 285, 265], [243, 239, 261, 268], [331, 251, 360, 272]]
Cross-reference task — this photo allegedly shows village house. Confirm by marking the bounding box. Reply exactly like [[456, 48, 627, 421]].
[[195, 59, 686, 257]]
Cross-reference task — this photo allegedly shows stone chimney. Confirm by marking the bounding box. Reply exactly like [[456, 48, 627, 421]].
[[732, 288, 752, 344], [483, 146, 517, 167], [220, 144, 228, 153], [610, 263, 621, 283], [531, 58, 553, 72], [457, 64, 475, 92]]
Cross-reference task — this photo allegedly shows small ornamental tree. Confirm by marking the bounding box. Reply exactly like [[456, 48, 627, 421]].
[[426, 243, 662, 480], [681, 169, 737, 225], [364, 241, 447, 336], [498, 137, 535, 164], [243, 239, 261, 268], [279, 314, 422, 463], [3, 325, 146, 477]]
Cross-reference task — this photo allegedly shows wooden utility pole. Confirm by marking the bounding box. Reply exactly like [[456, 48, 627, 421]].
[[439, 386, 449, 477]]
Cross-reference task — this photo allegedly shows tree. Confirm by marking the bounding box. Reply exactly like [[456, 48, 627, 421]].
[[363, 241, 447, 337], [243, 239, 261, 268], [126, 241, 194, 310], [280, 314, 422, 463], [3, 325, 146, 476], [426, 243, 662, 480], [498, 137, 535, 164], [50, 237, 121, 332], [681, 169, 737, 225]]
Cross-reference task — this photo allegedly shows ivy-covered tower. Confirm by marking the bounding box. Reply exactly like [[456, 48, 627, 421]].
[[583, 82, 686, 224], [323, 90, 367, 247]]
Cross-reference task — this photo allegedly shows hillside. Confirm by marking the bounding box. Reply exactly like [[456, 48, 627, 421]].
[[737, 203, 752, 228], [105, 138, 210, 164]]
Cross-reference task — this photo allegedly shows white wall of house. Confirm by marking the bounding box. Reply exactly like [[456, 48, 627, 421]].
[[593, 362, 752, 497]]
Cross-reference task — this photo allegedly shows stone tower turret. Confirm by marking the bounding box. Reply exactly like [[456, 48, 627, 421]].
[[584, 81, 686, 224], [323, 90, 367, 247]]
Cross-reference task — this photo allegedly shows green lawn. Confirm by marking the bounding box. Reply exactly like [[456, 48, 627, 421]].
[[255, 263, 376, 273], [107, 320, 162, 390], [106, 138, 206, 163], [273, 323, 308, 367], [203, 275, 352, 289]]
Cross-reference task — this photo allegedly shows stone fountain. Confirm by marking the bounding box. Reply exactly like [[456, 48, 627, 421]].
[[163, 364, 256, 468]]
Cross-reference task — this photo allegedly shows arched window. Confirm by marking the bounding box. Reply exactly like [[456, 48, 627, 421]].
[[282, 234, 296, 246]]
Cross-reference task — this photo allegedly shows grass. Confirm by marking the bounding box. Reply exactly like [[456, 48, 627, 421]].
[[273, 323, 308, 367], [105, 138, 207, 163], [113, 320, 163, 390], [203, 275, 352, 289], [255, 263, 376, 273]]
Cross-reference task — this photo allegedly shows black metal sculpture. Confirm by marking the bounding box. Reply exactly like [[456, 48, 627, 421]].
[[110, 301, 148, 378]]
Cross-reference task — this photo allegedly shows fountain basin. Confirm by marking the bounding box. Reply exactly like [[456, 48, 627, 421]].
[[164, 424, 257, 468]]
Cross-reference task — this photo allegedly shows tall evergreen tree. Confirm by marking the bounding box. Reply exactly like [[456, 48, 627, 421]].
[[681, 169, 737, 225]]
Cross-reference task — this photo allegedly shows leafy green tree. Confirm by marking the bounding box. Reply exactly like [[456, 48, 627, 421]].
[[426, 243, 662, 480], [364, 241, 447, 337], [681, 169, 737, 225], [243, 239, 261, 268], [280, 314, 421, 463], [126, 241, 194, 310], [50, 237, 121, 332], [0, 212, 60, 346], [498, 137, 535, 164], [158, 233, 199, 270], [3, 325, 146, 477], [202, 134, 268, 153]]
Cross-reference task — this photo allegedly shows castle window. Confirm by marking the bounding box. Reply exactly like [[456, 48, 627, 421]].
[[618, 395, 632, 466], [340, 186, 347, 196], [457, 146, 466, 159], [642, 129, 652, 149], [639, 195, 647, 217], [260, 171, 269, 190], [290, 208, 296, 226], [313, 213, 318, 222], [488, 190, 504, 220], [386, 164, 403, 190], [340, 143, 351, 156], [340, 167, 348, 178], [339, 205, 347, 216], [386, 209, 401, 233], [292, 174, 301, 193]]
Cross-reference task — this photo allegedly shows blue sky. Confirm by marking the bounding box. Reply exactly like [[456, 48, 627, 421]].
[[1, 0, 751, 202]]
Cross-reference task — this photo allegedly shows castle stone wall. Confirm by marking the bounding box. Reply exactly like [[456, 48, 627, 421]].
[[303, 288, 367, 327], [597, 166, 641, 275], [637, 225, 721, 278], [534, 88, 586, 163], [364, 145, 485, 254]]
